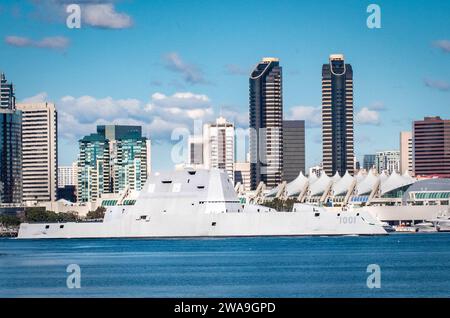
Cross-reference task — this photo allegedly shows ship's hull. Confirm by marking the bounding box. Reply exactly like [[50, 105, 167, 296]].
[[18, 210, 386, 239]]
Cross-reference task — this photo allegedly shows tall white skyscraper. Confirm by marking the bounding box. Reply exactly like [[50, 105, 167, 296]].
[[202, 117, 235, 181], [400, 131, 413, 175], [16, 102, 57, 202]]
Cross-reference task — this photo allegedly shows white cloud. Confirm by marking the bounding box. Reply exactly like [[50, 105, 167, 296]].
[[26, 91, 215, 142], [20, 92, 48, 103], [356, 107, 380, 125], [288, 106, 322, 127], [83, 4, 133, 29], [5, 35, 69, 50], [163, 52, 206, 84], [59, 95, 142, 124]]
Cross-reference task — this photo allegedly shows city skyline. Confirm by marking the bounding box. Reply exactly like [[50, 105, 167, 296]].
[[0, 0, 449, 172]]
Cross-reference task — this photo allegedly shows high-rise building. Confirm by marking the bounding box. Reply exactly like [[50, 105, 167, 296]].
[[146, 139, 152, 175], [249, 57, 283, 189], [78, 125, 151, 202], [234, 162, 250, 192], [202, 117, 235, 181], [0, 73, 22, 204], [400, 131, 413, 175], [112, 136, 148, 193], [57, 162, 78, 202], [97, 125, 149, 193], [97, 125, 142, 142], [413, 116, 450, 177], [282, 120, 305, 182], [322, 54, 354, 176], [188, 135, 204, 166], [1, 73, 15, 110], [309, 164, 323, 177], [16, 102, 57, 202], [363, 154, 376, 171], [58, 163, 78, 188], [77, 133, 111, 202], [354, 157, 360, 172], [375, 151, 400, 174]]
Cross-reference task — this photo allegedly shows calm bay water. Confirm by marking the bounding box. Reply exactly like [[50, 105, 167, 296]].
[[1, 233, 450, 297]]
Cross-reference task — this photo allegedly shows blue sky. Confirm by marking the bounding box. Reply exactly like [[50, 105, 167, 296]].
[[0, 0, 449, 172]]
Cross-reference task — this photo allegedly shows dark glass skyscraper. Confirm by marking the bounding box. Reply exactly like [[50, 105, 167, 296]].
[[322, 54, 354, 176], [0, 73, 22, 203], [1, 73, 15, 110], [283, 120, 305, 182], [363, 154, 376, 171], [249, 58, 283, 190]]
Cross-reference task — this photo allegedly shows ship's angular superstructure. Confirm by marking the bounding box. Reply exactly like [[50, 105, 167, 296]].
[[18, 169, 386, 239]]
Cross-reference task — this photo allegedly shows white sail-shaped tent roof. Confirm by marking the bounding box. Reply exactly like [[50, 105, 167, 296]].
[[379, 171, 389, 183], [380, 170, 415, 196], [402, 170, 416, 184], [286, 172, 309, 197], [264, 169, 417, 201], [266, 184, 280, 198], [332, 171, 354, 196], [355, 170, 367, 184], [356, 169, 378, 195], [308, 173, 319, 186], [309, 172, 331, 196], [331, 172, 341, 183], [266, 171, 310, 198]]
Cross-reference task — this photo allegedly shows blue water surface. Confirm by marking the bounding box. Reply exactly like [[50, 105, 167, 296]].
[[1, 233, 449, 297]]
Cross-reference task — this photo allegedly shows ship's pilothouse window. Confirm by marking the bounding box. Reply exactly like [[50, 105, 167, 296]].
[[45, 225, 50, 229], [162, 180, 172, 184], [188, 171, 196, 175], [197, 186, 205, 189], [60, 225, 64, 229], [315, 213, 320, 217]]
